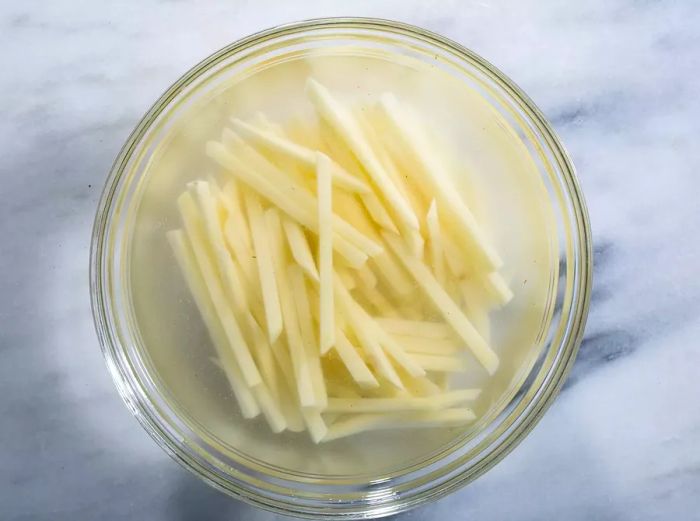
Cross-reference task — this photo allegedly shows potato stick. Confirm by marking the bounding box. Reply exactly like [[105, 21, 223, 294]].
[[426, 199, 447, 286], [430, 372, 450, 392], [403, 373, 442, 397], [168, 230, 260, 418], [357, 265, 377, 288], [260, 335, 306, 432], [338, 268, 356, 291], [317, 153, 335, 354], [281, 218, 319, 282], [302, 408, 328, 444], [374, 318, 452, 339], [243, 191, 283, 343], [231, 118, 370, 194], [380, 93, 502, 271], [251, 384, 287, 433], [459, 279, 492, 343], [333, 328, 380, 389], [356, 279, 397, 317], [250, 306, 306, 430], [383, 232, 499, 374], [443, 237, 467, 278], [325, 389, 479, 413], [207, 141, 372, 267], [225, 131, 382, 258], [334, 279, 403, 389], [219, 179, 253, 254], [371, 251, 414, 296], [323, 408, 476, 442], [373, 325, 426, 378], [410, 353, 467, 373], [191, 181, 249, 314], [390, 334, 460, 355], [265, 208, 317, 408], [359, 191, 399, 233], [484, 272, 514, 307], [306, 79, 419, 231], [253, 111, 285, 136], [289, 264, 328, 408], [326, 375, 364, 398], [177, 194, 263, 387], [245, 313, 280, 401]]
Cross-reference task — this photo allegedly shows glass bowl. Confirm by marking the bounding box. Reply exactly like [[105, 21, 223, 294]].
[[90, 17, 591, 519]]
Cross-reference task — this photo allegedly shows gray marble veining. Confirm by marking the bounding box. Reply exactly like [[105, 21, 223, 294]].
[[1, 1, 699, 519]]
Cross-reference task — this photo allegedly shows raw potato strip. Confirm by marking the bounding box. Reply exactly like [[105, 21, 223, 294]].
[[336, 278, 424, 380], [230, 118, 370, 194], [265, 208, 317, 408], [323, 408, 476, 442], [192, 181, 248, 314], [371, 251, 414, 297], [410, 354, 467, 373], [484, 272, 514, 307], [355, 277, 397, 317], [220, 181, 257, 285], [306, 79, 420, 231], [459, 279, 492, 344], [380, 93, 502, 271], [357, 266, 377, 288], [282, 218, 319, 282], [359, 191, 399, 233], [333, 329, 379, 388], [426, 199, 447, 286], [325, 389, 480, 413], [224, 131, 382, 260], [177, 193, 263, 387], [167, 230, 260, 419], [243, 190, 284, 343], [390, 334, 459, 355], [207, 141, 373, 267], [383, 232, 499, 374], [334, 279, 404, 389], [375, 318, 452, 340], [289, 264, 328, 408], [317, 153, 335, 353], [302, 408, 328, 444]]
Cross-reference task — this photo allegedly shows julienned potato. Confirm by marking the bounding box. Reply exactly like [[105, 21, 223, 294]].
[[167, 78, 513, 443]]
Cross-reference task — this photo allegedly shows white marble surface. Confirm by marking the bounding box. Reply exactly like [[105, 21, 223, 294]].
[[2, 1, 699, 519]]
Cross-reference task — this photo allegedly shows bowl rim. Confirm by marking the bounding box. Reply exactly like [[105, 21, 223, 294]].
[[90, 16, 592, 519]]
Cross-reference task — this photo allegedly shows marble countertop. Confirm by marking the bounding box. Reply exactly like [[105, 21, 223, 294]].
[[2, 1, 699, 519]]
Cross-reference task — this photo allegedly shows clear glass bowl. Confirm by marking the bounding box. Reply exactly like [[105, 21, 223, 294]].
[[90, 17, 591, 519]]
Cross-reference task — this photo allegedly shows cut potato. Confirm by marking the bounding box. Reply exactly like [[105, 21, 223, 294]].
[[390, 334, 460, 355], [282, 217, 319, 282], [317, 153, 335, 354], [243, 190, 284, 343], [168, 230, 260, 419], [383, 232, 499, 374], [323, 408, 476, 441], [333, 329, 380, 389], [410, 353, 468, 373], [325, 389, 479, 413], [177, 193, 263, 388], [168, 81, 515, 442], [379, 93, 502, 271], [265, 208, 317, 408], [426, 199, 447, 286], [306, 79, 420, 231], [207, 142, 372, 268], [289, 264, 328, 408], [374, 317, 452, 340], [231, 117, 370, 194]]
